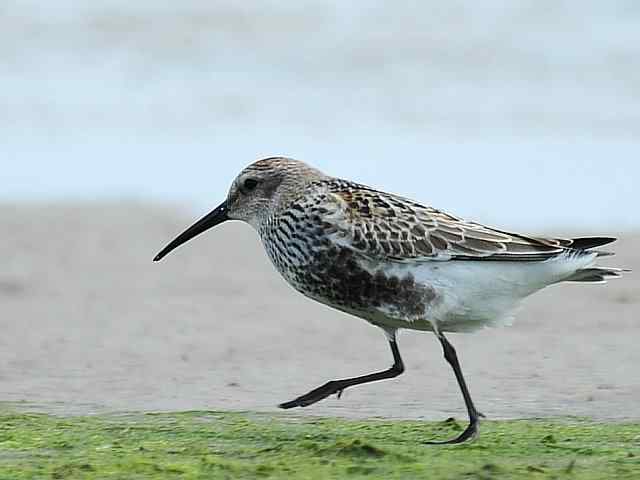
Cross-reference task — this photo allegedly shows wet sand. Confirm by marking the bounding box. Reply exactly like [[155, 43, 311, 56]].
[[1, 202, 638, 420]]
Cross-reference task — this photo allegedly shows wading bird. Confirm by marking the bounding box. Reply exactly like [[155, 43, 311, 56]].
[[154, 157, 624, 444]]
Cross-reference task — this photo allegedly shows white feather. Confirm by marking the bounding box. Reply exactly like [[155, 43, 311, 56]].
[[356, 252, 598, 333]]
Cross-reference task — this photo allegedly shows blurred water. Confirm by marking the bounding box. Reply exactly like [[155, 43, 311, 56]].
[[2, 1, 639, 230]]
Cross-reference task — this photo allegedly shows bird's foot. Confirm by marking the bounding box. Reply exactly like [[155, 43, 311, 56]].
[[278, 381, 345, 409], [424, 416, 480, 445]]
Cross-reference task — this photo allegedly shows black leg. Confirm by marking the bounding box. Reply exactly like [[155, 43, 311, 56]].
[[425, 332, 481, 445], [279, 338, 405, 409]]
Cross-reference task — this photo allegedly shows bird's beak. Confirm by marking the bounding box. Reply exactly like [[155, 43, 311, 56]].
[[153, 200, 229, 261]]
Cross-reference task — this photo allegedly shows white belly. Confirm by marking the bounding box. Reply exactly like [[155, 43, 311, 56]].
[[356, 252, 597, 333]]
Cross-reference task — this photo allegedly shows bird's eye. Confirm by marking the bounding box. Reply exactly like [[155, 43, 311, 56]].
[[243, 178, 259, 192]]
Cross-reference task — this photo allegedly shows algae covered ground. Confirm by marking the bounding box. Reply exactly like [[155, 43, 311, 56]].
[[0, 410, 638, 479]]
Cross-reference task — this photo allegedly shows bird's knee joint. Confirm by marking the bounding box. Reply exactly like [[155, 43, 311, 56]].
[[393, 363, 405, 375], [442, 343, 457, 364]]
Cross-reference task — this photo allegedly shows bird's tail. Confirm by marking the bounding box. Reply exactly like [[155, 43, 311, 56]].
[[566, 236, 616, 257], [563, 237, 629, 283], [565, 267, 628, 283]]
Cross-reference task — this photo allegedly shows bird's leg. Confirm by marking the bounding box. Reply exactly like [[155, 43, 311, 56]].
[[279, 339, 404, 409], [425, 331, 481, 445]]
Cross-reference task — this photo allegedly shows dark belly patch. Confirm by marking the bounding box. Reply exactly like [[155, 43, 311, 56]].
[[291, 246, 435, 319]]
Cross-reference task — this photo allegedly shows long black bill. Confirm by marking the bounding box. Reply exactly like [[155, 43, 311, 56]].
[[153, 201, 229, 262]]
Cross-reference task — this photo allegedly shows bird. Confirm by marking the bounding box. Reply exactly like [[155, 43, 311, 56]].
[[154, 157, 626, 444]]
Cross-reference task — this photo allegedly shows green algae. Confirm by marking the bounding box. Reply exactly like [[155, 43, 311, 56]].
[[0, 409, 638, 479]]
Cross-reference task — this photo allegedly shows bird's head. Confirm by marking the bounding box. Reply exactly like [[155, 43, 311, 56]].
[[154, 157, 326, 261]]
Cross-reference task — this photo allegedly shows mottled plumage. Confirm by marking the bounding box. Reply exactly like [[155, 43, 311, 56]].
[[251, 167, 621, 332], [154, 157, 626, 444]]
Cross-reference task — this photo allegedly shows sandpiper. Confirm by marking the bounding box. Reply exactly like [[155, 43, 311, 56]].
[[154, 157, 625, 444]]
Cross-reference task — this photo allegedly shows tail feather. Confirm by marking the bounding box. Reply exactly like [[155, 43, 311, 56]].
[[568, 237, 617, 250], [566, 267, 629, 283], [566, 236, 617, 258]]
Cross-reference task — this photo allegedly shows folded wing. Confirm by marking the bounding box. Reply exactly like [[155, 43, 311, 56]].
[[312, 181, 615, 263]]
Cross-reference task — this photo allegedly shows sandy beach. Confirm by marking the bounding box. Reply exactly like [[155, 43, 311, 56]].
[[0, 202, 638, 421]]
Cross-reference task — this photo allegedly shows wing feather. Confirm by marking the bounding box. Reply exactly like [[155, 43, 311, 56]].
[[308, 181, 582, 262]]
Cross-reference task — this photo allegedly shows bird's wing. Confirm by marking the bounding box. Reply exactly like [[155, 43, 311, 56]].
[[309, 180, 577, 262]]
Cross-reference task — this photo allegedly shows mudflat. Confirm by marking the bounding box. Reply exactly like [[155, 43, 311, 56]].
[[1, 202, 638, 420]]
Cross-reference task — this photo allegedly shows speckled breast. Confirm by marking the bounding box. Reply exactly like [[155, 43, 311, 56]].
[[260, 217, 433, 320]]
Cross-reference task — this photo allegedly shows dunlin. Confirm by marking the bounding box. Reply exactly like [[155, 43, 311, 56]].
[[154, 157, 625, 444]]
